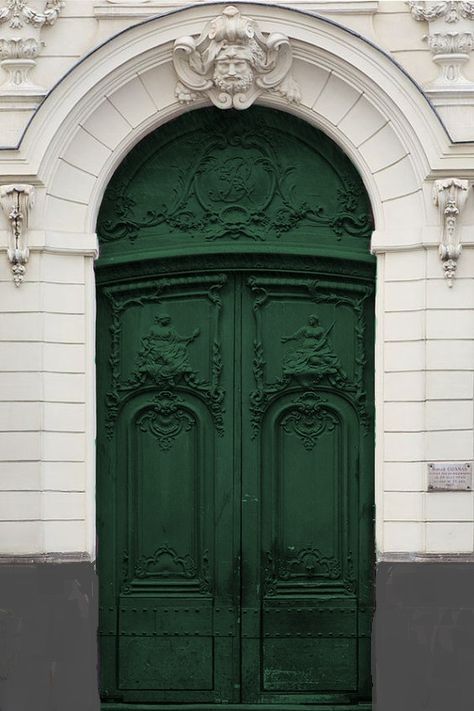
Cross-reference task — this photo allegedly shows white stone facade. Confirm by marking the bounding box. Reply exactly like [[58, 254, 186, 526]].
[[0, 0, 474, 565]]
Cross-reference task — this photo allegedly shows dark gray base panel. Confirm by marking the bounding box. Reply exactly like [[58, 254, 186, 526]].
[[1, 559, 474, 710], [374, 561, 474, 711], [0, 560, 100, 711]]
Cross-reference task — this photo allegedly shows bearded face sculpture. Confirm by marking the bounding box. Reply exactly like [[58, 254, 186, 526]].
[[173, 6, 301, 110], [212, 45, 256, 94]]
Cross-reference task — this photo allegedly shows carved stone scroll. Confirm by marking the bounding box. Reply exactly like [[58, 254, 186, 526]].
[[432, 178, 469, 285], [173, 5, 301, 110], [0, 183, 35, 286]]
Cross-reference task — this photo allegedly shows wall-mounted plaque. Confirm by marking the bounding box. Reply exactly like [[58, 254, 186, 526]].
[[427, 462, 472, 492]]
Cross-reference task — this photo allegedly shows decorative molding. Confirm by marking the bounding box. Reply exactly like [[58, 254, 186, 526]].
[[432, 178, 469, 286], [94, 2, 379, 20], [0, 0, 64, 105], [173, 5, 301, 110], [0, 183, 35, 286], [408, 1, 474, 91]]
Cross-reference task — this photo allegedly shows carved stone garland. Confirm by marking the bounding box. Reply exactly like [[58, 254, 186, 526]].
[[432, 178, 469, 285], [173, 5, 301, 110], [0, 0, 63, 104], [0, 183, 35, 286]]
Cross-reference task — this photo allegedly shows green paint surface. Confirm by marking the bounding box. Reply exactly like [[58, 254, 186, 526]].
[[96, 107, 375, 708]]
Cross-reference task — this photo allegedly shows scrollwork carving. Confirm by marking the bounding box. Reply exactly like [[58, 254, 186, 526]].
[[98, 128, 371, 246], [264, 547, 356, 596], [173, 5, 300, 110], [137, 392, 195, 451], [132, 544, 211, 593], [281, 392, 338, 451]]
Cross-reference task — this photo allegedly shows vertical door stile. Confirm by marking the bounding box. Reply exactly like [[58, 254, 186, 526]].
[[240, 273, 262, 703], [235, 274, 244, 703]]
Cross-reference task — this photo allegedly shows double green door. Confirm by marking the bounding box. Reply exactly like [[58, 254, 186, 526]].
[[97, 264, 374, 709]]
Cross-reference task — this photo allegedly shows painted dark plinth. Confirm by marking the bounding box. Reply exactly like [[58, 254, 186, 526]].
[[374, 561, 474, 711], [0, 559, 99, 711]]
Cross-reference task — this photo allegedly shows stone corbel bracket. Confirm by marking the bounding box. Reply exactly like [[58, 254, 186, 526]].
[[0, 1, 64, 106], [432, 178, 469, 286], [0, 184, 35, 286]]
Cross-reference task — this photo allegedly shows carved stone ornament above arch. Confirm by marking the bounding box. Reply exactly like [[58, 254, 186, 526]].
[[0, 2, 468, 253], [173, 5, 301, 109]]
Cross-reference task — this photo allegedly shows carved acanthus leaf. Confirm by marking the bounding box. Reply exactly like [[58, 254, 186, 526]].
[[0, 183, 35, 286], [173, 5, 301, 110], [432, 178, 469, 286]]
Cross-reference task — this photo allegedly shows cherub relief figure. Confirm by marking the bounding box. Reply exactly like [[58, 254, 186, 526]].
[[173, 5, 301, 109], [281, 314, 347, 382], [134, 314, 200, 382]]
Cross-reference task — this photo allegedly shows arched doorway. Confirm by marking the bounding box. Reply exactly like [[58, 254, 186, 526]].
[[96, 106, 375, 708]]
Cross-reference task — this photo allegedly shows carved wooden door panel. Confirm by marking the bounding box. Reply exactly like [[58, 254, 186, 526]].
[[97, 273, 239, 705], [97, 267, 374, 708], [240, 274, 374, 706]]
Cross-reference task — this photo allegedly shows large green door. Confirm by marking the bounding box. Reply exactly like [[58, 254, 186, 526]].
[[96, 107, 374, 709]]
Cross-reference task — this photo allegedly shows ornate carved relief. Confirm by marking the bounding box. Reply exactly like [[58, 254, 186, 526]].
[[408, 1, 474, 88], [248, 276, 372, 437], [264, 547, 355, 595], [126, 544, 211, 594], [131, 316, 200, 384], [0, 183, 35, 286], [408, 2, 474, 22], [97, 108, 372, 248], [0, 0, 63, 104], [137, 392, 195, 451], [281, 316, 347, 386], [281, 392, 338, 451], [99, 135, 370, 244], [432, 178, 469, 285], [173, 5, 301, 110], [104, 275, 226, 437]]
